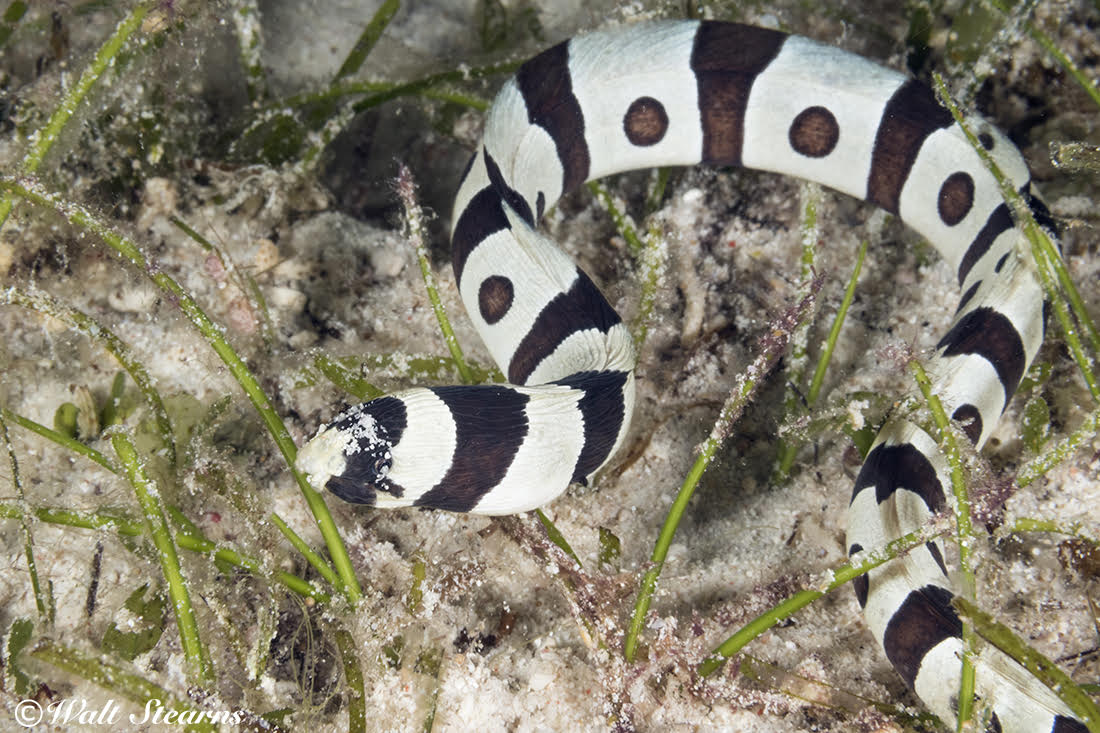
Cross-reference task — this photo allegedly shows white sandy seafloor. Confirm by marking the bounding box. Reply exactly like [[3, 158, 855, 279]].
[[0, 0, 1097, 731]]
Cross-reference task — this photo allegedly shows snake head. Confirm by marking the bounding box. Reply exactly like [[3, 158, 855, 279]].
[[296, 397, 407, 505]]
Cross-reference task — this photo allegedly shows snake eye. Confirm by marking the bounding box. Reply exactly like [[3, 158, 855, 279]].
[[372, 453, 391, 477]]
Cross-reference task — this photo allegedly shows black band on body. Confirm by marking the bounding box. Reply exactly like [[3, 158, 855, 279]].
[[553, 370, 630, 484], [508, 269, 622, 385], [866, 80, 954, 215], [452, 186, 510, 286], [414, 386, 530, 512], [515, 39, 590, 195], [937, 307, 1025, 406], [850, 442, 945, 513], [692, 21, 787, 167], [882, 585, 962, 690]]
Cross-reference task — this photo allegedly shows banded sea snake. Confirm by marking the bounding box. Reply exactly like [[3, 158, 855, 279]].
[[297, 20, 1086, 732]]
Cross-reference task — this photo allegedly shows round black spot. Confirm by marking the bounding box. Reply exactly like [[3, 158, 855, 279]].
[[478, 275, 514, 325], [937, 171, 975, 226], [788, 105, 839, 158], [978, 132, 994, 150], [623, 96, 669, 146]]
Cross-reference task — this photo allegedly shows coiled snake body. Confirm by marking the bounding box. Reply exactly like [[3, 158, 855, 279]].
[[299, 21, 1084, 732]]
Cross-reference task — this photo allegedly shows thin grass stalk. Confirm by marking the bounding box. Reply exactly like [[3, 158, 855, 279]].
[[352, 78, 494, 113], [407, 553, 427, 613], [534, 509, 582, 567], [0, 175, 361, 603], [954, 597, 1100, 732], [172, 534, 326, 603], [419, 649, 444, 733], [2, 287, 176, 463], [417, 87, 491, 108], [181, 543, 324, 603], [261, 0, 402, 172], [910, 363, 977, 577], [395, 163, 474, 384], [936, 65, 1082, 273], [350, 61, 519, 112], [313, 353, 384, 400], [739, 653, 939, 727], [287, 59, 506, 173], [698, 520, 949, 676], [624, 452, 706, 663], [1024, 23, 1100, 110], [0, 407, 118, 472], [908, 359, 978, 728], [1010, 517, 1098, 544], [0, 500, 324, 602], [170, 215, 275, 348], [807, 239, 868, 403], [164, 506, 327, 602], [1027, 231, 1100, 394], [332, 625, 367, 733], [1049, 141, 1100, 174], [295, 103, 360, 174], [308, 351, 499, 388], [587, 175, 666, 349], [0, 413, 52, 624], [268, 512, 340, 589], [29, 638, 217, 733], [1, 406, 328, 598], [111, 430, 213, 686], [297, 90, 490, 175], [966, 0, 1045, 107], [496, 514, 602, 648], [630, 219, 667, 350], [587, 181, 644, 256], [0, 501, 132, 533], [644, 167, 671, 216], [229, 0, 266, 103], [624, 283, 820, 662], [1017, 401, 1100, 487], [279, 60, 518, 111], [985, 0, 1100, 110], [0, 1, 151, 231], [775, 182, 822, 477], [295, 80, 490, 173], [333, 0, 400, 81]]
